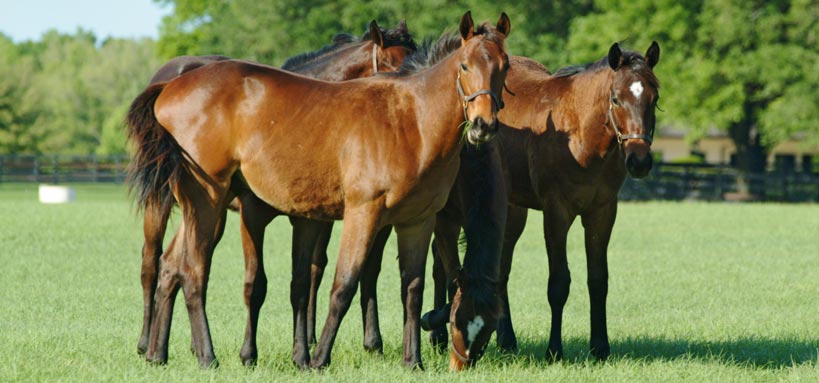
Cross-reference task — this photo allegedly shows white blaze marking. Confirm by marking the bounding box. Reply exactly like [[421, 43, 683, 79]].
[[630, 81, 644, 98], [466, 315, 485, 344]]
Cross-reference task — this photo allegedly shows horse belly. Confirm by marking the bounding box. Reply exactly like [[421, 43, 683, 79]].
[[241, 161, 345, 220]]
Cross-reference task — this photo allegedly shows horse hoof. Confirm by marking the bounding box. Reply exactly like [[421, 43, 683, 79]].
[[430, 328, 448, 354], [363, 339, 384, 354], [136, 342, 148, 356], [241, 356, 257, 367], [199, 357, 219, 369], [546, 347, 563, 363], [240, 346, 258, 367], [590, 345, 610, 361]]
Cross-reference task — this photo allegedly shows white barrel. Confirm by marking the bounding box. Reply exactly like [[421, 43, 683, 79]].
[[38, 184, 76, 204]]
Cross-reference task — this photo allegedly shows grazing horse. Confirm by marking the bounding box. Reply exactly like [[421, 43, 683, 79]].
[[425, 42, 661, 360], [126, 11, 511, 369], [134, 20, 416, 366]]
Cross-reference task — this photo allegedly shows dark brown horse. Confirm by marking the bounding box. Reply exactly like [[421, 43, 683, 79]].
[[134, 21, 416, 366], [127, 11, 511, 369], [425, 42, 661, 361]]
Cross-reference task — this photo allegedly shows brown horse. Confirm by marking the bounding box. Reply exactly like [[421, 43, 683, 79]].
[[425, 42, 661, 361], [134, 21, 416, 366], [127, 11, 511, 369]]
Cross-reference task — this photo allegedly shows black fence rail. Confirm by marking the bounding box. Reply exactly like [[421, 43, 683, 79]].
[[0, 154, 128, 184], [2, 155, 818, 202], [620, 163, 819, 202]]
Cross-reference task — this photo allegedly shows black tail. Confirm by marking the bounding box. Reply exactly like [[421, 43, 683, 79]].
[[125, 83, 184, 215]]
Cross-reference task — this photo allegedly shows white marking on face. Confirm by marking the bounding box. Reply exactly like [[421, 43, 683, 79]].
[[630, 81, 644, 98], [466, 315, 485, 344]]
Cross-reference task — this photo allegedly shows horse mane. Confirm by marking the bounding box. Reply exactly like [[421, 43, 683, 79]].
[[282, 25, 416, 71], [553, 49, 660, 89], [398, 22, 505, 75]]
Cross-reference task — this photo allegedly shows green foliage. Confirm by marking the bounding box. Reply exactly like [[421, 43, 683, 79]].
[[1, 185, 817, 381], [0, 0, 816, 162]]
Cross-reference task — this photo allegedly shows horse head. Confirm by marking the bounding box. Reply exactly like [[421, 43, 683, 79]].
[[456, 11, 511, 145], [606, 41, 660, 178], [367, 19, 417, 75]]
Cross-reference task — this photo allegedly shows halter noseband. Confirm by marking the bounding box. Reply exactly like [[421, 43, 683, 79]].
[[607, 90, 653, 145], [450, 339, 487, 366], [456, 68, 504, 121]]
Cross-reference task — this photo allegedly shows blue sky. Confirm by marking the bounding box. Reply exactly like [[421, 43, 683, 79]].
[[0, 0, 171, 42]]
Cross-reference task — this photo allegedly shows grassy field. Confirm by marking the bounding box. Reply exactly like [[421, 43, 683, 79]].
[[0, 183, 817, 382]]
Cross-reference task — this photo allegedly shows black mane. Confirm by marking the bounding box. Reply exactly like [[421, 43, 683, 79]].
[[554, 49, 660, 89], [398, 23, 506, 75], [282, 26, 416, 71]]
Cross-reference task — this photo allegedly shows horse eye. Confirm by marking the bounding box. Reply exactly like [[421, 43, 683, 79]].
[[611, 96, 621, 107], [461, 63, 468, 71]]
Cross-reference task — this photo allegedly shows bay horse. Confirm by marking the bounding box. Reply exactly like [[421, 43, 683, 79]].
[[134, 20, 416, 366], [423, 42, 661, 361], [127, 11, 511, 369]]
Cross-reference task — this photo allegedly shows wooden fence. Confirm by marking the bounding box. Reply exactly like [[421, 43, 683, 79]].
[[2, 155, 818, 202]]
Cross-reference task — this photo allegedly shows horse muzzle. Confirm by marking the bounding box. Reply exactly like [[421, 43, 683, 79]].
[[626, 151, 653, 178], [466, 116, 498, 145]]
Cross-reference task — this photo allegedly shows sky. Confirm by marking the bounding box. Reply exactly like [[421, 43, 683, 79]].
[[0, 0, 171, 43]]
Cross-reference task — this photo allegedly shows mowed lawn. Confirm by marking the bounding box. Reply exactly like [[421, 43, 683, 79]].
[[0, 183, 816, 382]]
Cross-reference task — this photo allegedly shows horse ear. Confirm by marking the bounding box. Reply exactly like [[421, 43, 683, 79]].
[[369, 20, 384, 48], [396, 19, 408, 35], [460, 11, 475, 40], [496, 12, 511, 37], [608, 42, 623, 71], [646, 40, 660, 69]]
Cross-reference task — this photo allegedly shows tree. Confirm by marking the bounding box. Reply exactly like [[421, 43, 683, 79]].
[[567, 0, 819, 194]]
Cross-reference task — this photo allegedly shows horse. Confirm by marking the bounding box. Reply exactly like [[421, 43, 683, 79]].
[[126, 11, 511, 370], [423, 42, 661, 361], [134, 20, 416, 366]]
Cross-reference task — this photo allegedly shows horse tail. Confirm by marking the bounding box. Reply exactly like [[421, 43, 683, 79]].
[[125, 83, 183, 215]]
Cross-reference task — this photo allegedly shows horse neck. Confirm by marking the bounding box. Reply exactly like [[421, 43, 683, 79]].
[[557, 68, 621, 164], [409, 54, 465, 163], [290, 42, 372, 81]]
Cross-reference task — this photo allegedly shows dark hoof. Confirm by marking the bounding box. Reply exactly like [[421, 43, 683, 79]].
[[241, 355, 257, 367], [590, 345, 611, 361], [137, 340, 148, 355], [496, 330, 518, 354], [199, 357, 219, 369], [403, 360, 424, 371], [240, 346, 258, 367], [363, 339, 384, 354], [293, 356, 310, 370], [145, 354, 168, 366], [546, 346, 563, 363], [430, 328, 448, 354]]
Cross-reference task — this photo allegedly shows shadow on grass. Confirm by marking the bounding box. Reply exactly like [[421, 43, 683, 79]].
[[498, 336, 818, 369]]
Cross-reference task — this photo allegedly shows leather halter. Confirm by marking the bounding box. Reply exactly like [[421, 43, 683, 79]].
[[450, 339, 487, 366], [371, 44, 378, 74], [608, 91, 653, 145], [456, 68, 504, 121]]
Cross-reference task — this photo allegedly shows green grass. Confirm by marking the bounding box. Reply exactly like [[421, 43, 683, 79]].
[[0, 184, 817, 382]]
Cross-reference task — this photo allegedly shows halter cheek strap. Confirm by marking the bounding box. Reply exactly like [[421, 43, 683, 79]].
[[372, 44, 378, 74], [608, 100, 653, 145], [451, 343, 471, 365], [456, 68, 504, 121]]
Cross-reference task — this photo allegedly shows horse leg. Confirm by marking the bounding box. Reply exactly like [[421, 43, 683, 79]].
[[138, 203, 172, 355], [543, 204, 575, 361], [306, 221, 332, 345], [429, 214, 462, 352], [288, 217, 328, 368], [238, 194, 276, 366], [580, 201, 616, 361], [309, 202, 382, 369], [496, 204, 527, 353], [360, 225, 391, 353], [145, 232, 182, 365], [395, 217, 435, 370]]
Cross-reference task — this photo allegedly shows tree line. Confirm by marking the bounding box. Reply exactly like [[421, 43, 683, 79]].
[[1, 0, 817, 177]]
